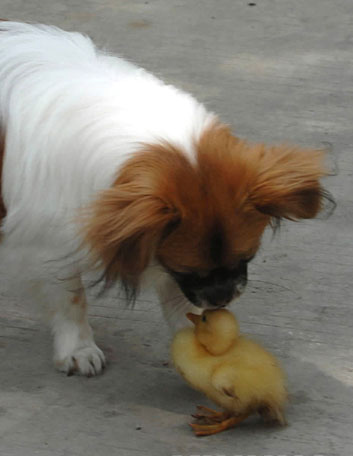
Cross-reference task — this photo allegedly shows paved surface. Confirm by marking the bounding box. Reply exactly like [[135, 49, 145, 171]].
[[1, 1, 352, 455]]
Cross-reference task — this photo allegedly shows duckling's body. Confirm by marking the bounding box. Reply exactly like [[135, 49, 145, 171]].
[[171, 310, 287, 435]]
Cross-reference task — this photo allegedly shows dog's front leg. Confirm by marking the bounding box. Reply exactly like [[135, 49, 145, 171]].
[[48, 275, 105, 376]]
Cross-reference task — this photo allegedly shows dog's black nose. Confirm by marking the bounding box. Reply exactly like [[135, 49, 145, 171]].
[[201, 284, 235, 308]]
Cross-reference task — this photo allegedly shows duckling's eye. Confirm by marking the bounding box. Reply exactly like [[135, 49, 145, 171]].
[[202, 315, 207, 322]]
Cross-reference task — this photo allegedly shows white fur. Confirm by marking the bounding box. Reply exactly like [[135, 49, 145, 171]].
[[0, 22, 213, 374]]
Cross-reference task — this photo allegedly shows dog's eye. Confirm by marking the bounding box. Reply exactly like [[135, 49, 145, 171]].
[[170, 269, 199, 283], [202, 314, 207, 322], [172, 270, 194, 278], [170, 268, 205, 280]]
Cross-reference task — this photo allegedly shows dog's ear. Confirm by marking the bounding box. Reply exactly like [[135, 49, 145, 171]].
[[81, 145, 185, 295], [248, 146, 330, 221], [81, 183, 179, 295], [82, 186, 179, 293]]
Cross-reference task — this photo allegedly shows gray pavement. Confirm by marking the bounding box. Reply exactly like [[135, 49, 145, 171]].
[[0, 1, 352, 455]]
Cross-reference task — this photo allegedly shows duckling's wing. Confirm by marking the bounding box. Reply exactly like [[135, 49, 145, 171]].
[[212, 361, 288, 423], [211, 365, 239, 400]]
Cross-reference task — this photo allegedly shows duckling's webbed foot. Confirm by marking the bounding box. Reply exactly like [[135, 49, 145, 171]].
[[191, 405, 230, 423], [190, 413, 249, 436]]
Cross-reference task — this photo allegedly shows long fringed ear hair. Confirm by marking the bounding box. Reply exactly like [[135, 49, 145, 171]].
[[80, 145, 185, 299], [247, 145, 335, 226], [81, 187, 179, 299]]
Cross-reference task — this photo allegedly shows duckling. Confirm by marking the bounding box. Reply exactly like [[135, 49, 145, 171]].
[[171, 309, 287, 436]]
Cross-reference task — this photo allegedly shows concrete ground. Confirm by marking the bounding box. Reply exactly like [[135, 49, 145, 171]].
[[1, 1, 352, 455]]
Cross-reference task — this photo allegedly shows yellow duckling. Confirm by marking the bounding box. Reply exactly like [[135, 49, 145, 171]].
[[171, 309, 287, 436]]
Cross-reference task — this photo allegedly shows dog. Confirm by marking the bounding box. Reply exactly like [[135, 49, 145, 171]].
[[0, 22, 331, 376]]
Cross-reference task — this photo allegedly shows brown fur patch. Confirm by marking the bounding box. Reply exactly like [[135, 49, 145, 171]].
[[71, 295, 81, 305], [81, 145, 182, 288], [157, 124, 327, 272], [82, 121, 327, 288], [71, 290, 87, 322]]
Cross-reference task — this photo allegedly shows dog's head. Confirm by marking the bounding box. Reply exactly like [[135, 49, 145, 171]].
[[82, 123, 330, 307]]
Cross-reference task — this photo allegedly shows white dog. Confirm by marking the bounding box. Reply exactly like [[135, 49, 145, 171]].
[[0, 22, 329, 376]]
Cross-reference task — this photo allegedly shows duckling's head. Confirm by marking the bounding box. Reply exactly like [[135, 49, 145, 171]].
[[187, 309, 239, 355]]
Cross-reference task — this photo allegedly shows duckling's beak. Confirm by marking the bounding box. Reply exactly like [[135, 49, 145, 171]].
[[186, 313, 201, 325]]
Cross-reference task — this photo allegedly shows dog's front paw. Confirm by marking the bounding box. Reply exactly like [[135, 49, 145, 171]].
[[55, 344, 106, 377]]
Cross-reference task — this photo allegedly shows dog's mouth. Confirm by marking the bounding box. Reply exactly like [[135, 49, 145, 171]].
[[176, 277, 247, 309], [166, 263, 248, 309], [189, 283, 246, 309]]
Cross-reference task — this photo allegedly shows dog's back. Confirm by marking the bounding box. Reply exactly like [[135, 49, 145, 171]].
[[0, 22, 213, 246]]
